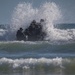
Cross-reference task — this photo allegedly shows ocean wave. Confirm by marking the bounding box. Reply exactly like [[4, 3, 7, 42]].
[[0, 2, 75, 43], [0, 41, 75, 58], [0, 57, 75, 74], [0, 57, 64, 69]]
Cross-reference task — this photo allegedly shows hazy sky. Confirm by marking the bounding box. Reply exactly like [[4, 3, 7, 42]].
[[0, 0, 75, 24]]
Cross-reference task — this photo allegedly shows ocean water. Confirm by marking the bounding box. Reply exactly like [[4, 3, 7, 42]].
[[0, 1, 75, 75], [0, 41, 75, 75]]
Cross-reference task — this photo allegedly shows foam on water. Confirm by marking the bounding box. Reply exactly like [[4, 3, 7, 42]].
[[0, 29, 7, 36], [11, 2, 61, 41], [0, 57, 63, 68], [0, 57, 75, 74], [0, 1, 75, 43], [10, 1, 75, 42]]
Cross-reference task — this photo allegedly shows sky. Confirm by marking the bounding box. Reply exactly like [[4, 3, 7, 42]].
[[0, 0, 75, 24]]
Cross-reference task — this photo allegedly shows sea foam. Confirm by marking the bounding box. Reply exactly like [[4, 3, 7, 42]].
[[0, 57, 63, 69], [0, 2, 75, 43], [11, 2, 75, 42], [11, 2, 61, 41]]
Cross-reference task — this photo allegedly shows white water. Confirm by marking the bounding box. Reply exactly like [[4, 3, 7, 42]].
[[11, 2, 61, 41], [0, 57, 63, 68], [0, 2, 75, 42]]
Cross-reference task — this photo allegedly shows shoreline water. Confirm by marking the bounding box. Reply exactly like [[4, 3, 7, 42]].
[[0, 1, 75, 75]]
